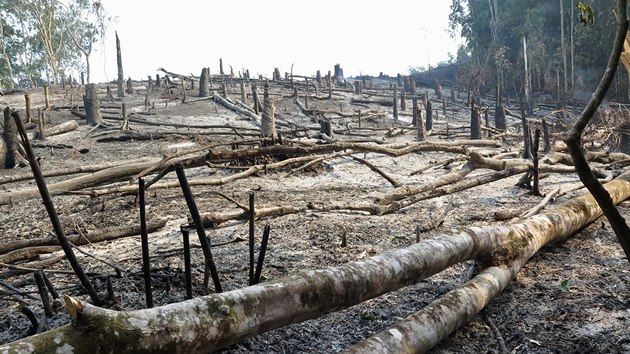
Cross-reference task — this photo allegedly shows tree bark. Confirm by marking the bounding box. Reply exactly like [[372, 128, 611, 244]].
[[116, 32, 125, 98], [84, 84, 103, 126], [2, 173, 629, 353], [2, 107, 18, 168]]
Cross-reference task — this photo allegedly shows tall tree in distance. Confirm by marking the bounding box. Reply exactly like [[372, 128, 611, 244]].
[[65, 0, 111, 84]]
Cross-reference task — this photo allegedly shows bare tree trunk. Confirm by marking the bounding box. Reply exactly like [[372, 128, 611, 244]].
[[426, 98, 433, 132], [560, 0, 568, 97], [261, 81, 276, 139], [84, 84, 103, 126], [522, 35, 531, 115], [470, 104, 481, 140], [116, 32, 125, 98]]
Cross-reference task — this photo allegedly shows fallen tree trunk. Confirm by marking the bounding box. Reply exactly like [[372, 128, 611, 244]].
[[0, 141, 499, 205], [2, 173, 628, 353], [213, 93, 261, 126]]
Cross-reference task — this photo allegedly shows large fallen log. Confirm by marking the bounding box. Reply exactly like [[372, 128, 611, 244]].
[[2, 172, 628, 353]]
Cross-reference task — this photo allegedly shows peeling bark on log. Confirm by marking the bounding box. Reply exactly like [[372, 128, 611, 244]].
[[2, 174, 629, 353]]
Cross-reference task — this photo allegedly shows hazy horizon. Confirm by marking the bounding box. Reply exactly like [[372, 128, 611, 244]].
[[89, 0, 461, 84]]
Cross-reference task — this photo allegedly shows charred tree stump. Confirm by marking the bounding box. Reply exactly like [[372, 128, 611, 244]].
[[121, 103, 129, 131], [401, 90, 406, 111], [327, 71, 332, 100], [155, 74, 161, 89], [148, 76, 153, 92], [542, 119, 551, 153], [435, 79, 443, 100], [521, 102, 533, 159], [470, 104, 481, 140], [252, 84, 261, 115], [240, 80, 246, 103], [222, 83, 228, 100], [24, 94, 32, 124], [409, 77, 417, 96], [139, 179, 153, 308], [354, 81, 362, 94], [426, 98, 433, 132], [316, 70, 322, 84], [105, 86, 114, 101], [273, 68, 281, 81], [116, 32, 125, 98], [334, 64, 345, 84], [37, 109, 46, 141], [261, 82, 276, 139], [3, 107, 18, 168], [84, 84, 103, 126], [495, 104, 507, 131], [415, 98, 425, 141], [393, 85, 398, 122], [219, 58, 224, 76], [199, 68, 209, 97], [43, 85, 50, 110], [320, 119, 334, 140], [529, 129, 542, 196], [80, 72, 85, 86], [126, 78, 134, 95]]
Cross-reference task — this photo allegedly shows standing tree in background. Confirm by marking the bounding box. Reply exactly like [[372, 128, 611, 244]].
[[65, 0, 111, 84]]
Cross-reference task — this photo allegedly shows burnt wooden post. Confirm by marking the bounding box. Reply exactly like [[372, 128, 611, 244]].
[[470, 104, 481, 140], [393, 85, 398, 122], [327, 70, 332, 100], [273, 68, 281, 81], [3, 107, 18, 168], [529, 128, 542, 196], [126, 77, 134, 95], [401, 90, 406, 111], [199, 68, 209, 97], [84, 83, 103, 126], [115, 32, 125, 98], [415, 98, 425, 141], [542, 119, 551, 152], [138, 179, 153, 308], [316, 70, 322, 84], [24, 94, 32, 123], [43, 85, 50, 110], [219, 58, 224, 76], [426, 98, 433, 131], [155, 74, 161, 88], [261, 81, 276, 139], [248, 192, 256, 285]]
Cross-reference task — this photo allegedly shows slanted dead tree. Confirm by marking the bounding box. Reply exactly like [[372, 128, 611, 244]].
[[2, 173, 629, 353], [565, 0, 630, 263]]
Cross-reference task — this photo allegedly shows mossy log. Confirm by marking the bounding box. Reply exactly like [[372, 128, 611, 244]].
[[1, 174, 629, 353]]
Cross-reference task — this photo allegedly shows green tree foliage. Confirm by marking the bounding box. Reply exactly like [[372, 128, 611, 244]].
[[448, 0, 622, 99], [0, 0, 110, 90]]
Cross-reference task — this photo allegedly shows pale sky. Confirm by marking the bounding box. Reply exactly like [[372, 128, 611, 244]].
[[90, 0, 461, 83]]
